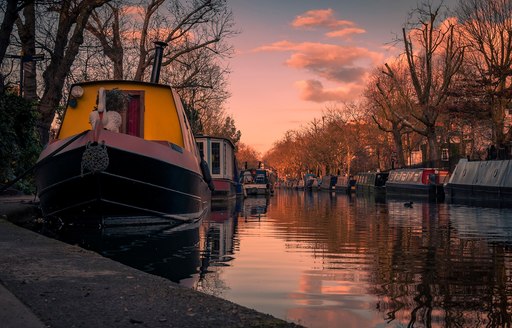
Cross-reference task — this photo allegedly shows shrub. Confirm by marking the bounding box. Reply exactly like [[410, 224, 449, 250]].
[[0, 93, 42, 194]]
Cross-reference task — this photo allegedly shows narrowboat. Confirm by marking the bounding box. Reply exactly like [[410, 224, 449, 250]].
[[195, 135, 240, 202], [335, 175, 355, 194], [354, 171, 388, 194], [35, 43, 212, 226], [318, 175, 338, 191], [386, 168, 449, 200], [444, 159, 512, 206]]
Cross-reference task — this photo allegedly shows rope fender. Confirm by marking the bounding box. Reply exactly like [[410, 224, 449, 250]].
[[81, 141, 109, 176]]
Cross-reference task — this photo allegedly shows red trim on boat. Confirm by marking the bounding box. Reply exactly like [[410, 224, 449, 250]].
[[40, 130, 201, 173]]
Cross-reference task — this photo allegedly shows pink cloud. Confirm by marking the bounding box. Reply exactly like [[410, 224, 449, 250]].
[[295, 80, 363, 103], [292, 9, 354, 29], [291, 8, 366, 40], [326, 27, 366, 39], [256, 41, 383, 83]]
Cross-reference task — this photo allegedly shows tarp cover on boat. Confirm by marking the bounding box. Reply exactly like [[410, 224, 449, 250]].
[[448, 159, 512, 187]]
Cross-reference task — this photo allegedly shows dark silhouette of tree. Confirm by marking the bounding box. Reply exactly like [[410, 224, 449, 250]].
[[456, 0, 512, 147], [36, 0, 113, 145], [0, 0, 33, 94], [384, 2, 464, 162]]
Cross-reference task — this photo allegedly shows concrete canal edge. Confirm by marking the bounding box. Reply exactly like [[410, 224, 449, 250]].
[[0, 196, 303, 328]]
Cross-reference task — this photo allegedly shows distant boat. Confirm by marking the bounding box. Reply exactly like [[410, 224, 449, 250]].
[[386, 167, 449, 200], [241, 168, 274, 196], [445, 158, 512, 206], [303, 173, 318, 190], [195, 135, 240, 202], [318, 175, 338, 191], [35, 42, 211, 226], [354, 171, 388, 194], [335, 175, 355, 194]]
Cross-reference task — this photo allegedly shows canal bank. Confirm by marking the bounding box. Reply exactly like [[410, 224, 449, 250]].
[[0, 196, 301, 328]]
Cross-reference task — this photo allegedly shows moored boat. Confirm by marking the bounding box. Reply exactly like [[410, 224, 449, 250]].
[[35, 43, 212, 226], [303, 173, 318, 190], [354, 171, 388, 194], [444, 159, 512, 206], [334, 175, 355, 194], [386, 167, 449, 200], [318, 175, 338, 191], [195, 135, 240, 202], [241, 168, 274, 196]]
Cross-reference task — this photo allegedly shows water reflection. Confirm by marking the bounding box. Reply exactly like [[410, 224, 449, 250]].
[[194, 200, 240, 295], [41, 222, 202, 284], [33, 191, 512, 328], [198, 190, 512, 328]]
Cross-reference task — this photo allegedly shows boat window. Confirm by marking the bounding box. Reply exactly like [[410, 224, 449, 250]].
[[211, 142, 221, 174], [441, 148, 449, 161]]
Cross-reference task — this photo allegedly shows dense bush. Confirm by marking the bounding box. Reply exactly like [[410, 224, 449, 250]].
[[0, 93, 42, 194]]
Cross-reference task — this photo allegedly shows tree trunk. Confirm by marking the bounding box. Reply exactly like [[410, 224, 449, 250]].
[[427, 128, 439, 163], [493, 98, 507, 146], [37, 0, 112, 145], [392, 130, 406, 168], [0, 0, 28, 93], [0, 0, 21, 64]]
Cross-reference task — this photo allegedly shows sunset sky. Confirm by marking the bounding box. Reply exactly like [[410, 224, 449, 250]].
[[225, 0, 456, 154]]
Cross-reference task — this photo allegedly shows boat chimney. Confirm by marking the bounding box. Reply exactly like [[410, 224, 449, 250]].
[[150, 41, 168, 83]]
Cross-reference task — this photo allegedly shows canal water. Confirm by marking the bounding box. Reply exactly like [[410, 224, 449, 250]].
[[44, 189, 512, 328]]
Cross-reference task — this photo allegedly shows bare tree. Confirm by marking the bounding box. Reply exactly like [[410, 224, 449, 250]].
[[0, 0, 33, 93], [129, 0, 236, 82], [85, 0, 236, 134], [365, 64, 411, 167], [384, 1, 464, 162], [457, 0, 512, 148], [36, 0, 113, 144], [86, 0, 124, 79]]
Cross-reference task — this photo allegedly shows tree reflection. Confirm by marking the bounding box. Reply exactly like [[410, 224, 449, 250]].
[[269, 191, 512, 327]]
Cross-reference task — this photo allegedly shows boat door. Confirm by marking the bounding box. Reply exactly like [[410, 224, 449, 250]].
[[122, 91, 144, 137]]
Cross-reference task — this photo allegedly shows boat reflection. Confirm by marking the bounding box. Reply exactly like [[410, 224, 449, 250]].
[[241, 196, 269, 221], [194, 199, 240, 295], [37, 219, 202, 284]]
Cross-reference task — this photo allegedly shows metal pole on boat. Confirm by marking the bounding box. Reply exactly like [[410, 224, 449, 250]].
[[150, 41, 168, 84]]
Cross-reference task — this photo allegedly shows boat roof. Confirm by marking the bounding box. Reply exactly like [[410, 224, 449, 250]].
[[195, 134, 236, 148], [72, 79, 171, 88]]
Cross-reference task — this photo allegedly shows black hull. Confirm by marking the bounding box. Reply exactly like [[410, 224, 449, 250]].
[[445, 184, 512, 207], [386, 183, 444, 201], [36, 142, 210, 225]]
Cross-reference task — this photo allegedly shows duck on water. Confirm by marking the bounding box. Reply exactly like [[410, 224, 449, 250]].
[[34, 42, 212, 227]]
